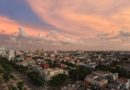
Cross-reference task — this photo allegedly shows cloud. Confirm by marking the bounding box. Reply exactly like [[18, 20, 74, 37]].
[[26, 0, 130, 50], [98, 30, 130, 42], [117, 30, 130, 41], [111, 8, 130, 29], [27, 0, 130, 37], [0, 16, 81, 44], [0, 27, 82, 51], [1, 0, 130, 50], [17, 28, 28, 38]]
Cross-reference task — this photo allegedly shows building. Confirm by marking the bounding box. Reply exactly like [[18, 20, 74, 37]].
[[77, 62, 97, 69], [108, 78, 130, 90], [0, 47, 6, 56], [85, 71, 118, 87], [61, 81, 85, 90], [17, 59, 35, 67], [40, 68, 68, 81], [8, 50, 15, 61], [31, 65, 43, 72], [40, 63, 49, 69]]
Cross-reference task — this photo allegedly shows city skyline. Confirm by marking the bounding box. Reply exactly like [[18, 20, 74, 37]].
[[0, 0, 130, 50]]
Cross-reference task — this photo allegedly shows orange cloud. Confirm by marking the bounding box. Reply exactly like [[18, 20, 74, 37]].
[[26, 0, 130, 50], [0, 16, 82, 46], [1, 0, 130, 50], [0, 16, 48, 36], [112, 8, 130, 29], [0, 16, 19, 34], [27, 0, 130, 39]]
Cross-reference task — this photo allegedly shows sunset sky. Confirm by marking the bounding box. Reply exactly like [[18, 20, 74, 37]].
[[0, 0, 130, 50]]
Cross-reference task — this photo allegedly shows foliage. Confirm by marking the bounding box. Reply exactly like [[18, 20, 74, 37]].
[[0, 57, 13, 73], [69, 66, 91, 81], [96, 65, 130, 78], [3, 71, 12, 82], [14, 65, 27, 74], [62, 61, 76, 67], [27, 72, 44, 86], [0, 65, 4, 74], [8, 84, 17, 90], [49, 74, 68, 86], [12, 86, 18, 90], [17, 81, 24, 90]]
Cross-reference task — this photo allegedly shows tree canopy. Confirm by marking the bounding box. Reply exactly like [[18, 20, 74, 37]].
[[69, 66, 91, 81], [49, 74, 68, 86]]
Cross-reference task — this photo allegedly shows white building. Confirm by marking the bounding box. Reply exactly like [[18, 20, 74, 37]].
[[77, 62, 97, 69], [40, 68, 68, 81], [8, 50, 15, 61], [0, 47, 6, 56], [17, 59, 35, 67], [86, 71, 118, 86]]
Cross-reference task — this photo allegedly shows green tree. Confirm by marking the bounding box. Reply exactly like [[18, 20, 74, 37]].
[[17, 81, 24, 90], [49, 74, 68, 87], [11, 86, 18, 90], [0, 65, 4, 74], [15, 65, 27, 74], [12, 87, 18, 90], [3, 71, 12, 82], [8, 84, 17, 90], [28, 72, 44, 86], [69, 66, 91, 81]]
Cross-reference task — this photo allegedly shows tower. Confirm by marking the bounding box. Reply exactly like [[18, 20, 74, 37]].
[[8, 50, 15, 61]]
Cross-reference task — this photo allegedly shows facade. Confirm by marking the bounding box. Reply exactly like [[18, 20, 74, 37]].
[[108, 79, 130, 90], [8, 50, 15, 61], [0, 47, 6, 56], [85, 71, 118, 87], [85, 71, 130, 90], [17, 59, 35, 67], [41, 68, 68, 81]]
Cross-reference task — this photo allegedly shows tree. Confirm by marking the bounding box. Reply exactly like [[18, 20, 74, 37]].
[[15, 65, 27, 74], [12, 87, 17, 90], [49, 74, 68, 87], [0, 77, 3, 84], [8, 84, 18, 90], [28, 72, 44, 86], [0, 57, 13, 73], [69, 66, 91, 81], [11, 86, 18, 90], [0, 65, 4, 74], [3, 71, 12, 82], [96, 65, 130, 78], [17, 81, 24, 90], [69, 69, 78, 81]]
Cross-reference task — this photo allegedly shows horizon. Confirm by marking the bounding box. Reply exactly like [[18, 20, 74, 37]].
[[0, 47, 130, 52]]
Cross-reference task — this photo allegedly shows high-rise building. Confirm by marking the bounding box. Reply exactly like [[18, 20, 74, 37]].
[[8, 50, 15, 61]]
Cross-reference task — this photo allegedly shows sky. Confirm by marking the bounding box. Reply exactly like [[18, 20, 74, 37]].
[[0, 0, 130, 50]]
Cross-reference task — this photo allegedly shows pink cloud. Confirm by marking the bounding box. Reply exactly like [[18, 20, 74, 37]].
[[27, 0, 130, 38], [0, 16, 81, 47], [1, 0, 130, 50], [0, 16, 50, 36], [26, 0, 130, 50]]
